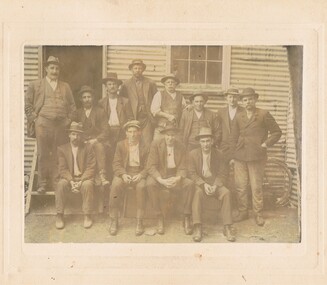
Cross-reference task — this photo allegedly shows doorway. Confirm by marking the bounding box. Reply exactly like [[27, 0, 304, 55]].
[[44, 46, 103, 107]]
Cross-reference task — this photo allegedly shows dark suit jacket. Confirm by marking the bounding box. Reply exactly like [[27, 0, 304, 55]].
[[98, 96, 133, 127], [188, 147, 228, 187], [71, 105, 109, 143], [25, 78, 76, 137], [147, 138, 187, 179], [119, 76, 157, 122], [230, 107, 282, 161], [113, 140, 149, 178], [217, 105, 244, 159], [179, 107, 221, 146], [57, 143, 96, 182]]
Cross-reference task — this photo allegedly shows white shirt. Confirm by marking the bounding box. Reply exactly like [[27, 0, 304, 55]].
[[108, 98, 120, 126], [84, 108, 92, 118], [46, 76, 58, 91], [166, 146, 176, 169], [202, 152, 212, 178], [194, 110, 203, 119], [129, 143, 140, 167], [71, 144, 82, 176], [228, 106, 237, 120], [151, 90, 187, 116]]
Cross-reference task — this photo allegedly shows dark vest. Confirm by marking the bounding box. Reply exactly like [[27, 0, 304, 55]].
[[189, 111, 209, 146]]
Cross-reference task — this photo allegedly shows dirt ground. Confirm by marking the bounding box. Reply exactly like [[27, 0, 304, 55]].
[[25, 195, 300, 243]]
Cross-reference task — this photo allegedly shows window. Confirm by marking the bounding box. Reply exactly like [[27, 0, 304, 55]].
[[171, 46, 224, 85]]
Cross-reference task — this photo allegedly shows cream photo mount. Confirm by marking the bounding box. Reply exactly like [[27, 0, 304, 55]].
[[1, 22, 325, 285]]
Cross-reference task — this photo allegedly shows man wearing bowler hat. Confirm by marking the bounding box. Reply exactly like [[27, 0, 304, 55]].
[[72, 85, 110, 186], [188, 127, 235, 242], [179, 91, 220, 151], [119, 59, 158, 147], [109, 120, 149, 236], [55, 122, 96, 229], [25, 56, 76, 194], [146, 123, 194, 235], [230, 87, 282, 226], [150, 74, 187, 141]]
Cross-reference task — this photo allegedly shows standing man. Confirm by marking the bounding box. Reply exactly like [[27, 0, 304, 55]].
[[146, 124, 194, 235], [119, 59, 158, 147], [25, 56, 76, 194], [55, 122, 96, 229], [188, 128, 235, 242], [109, 120, 148, 236], [217, 88, 244, 161], [179, 91, 220, 151], [230, 88, 282, 226], [150, 74, 187, 140], [72, 85, 110, 186]]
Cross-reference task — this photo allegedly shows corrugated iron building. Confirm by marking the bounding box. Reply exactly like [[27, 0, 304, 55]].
[[24, 45, 301, 207]]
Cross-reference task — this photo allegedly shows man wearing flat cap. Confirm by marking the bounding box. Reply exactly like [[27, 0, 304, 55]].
[[119, 59, 158, 148], [25, 56, 76, 194], [188, 127, 235, 242], [55, 122, 96, 229], [109, 120, 149, 236], [146, 123, 194, 236], [179, 91, 220, 151], [230, 88, 282, 226], [72, 85, 110, 186], [150, 74, 187, 141]]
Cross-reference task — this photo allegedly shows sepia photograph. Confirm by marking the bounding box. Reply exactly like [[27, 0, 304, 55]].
[[23, 45, 302, 244]]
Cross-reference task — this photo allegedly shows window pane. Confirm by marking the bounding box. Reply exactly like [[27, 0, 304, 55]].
[[207, 62, 222, 84], [171, 60, 188, 83], [207, 46, 223, 61], [171, 46, 189, 60], [190, 61, 205, 83], [190, 46, 206, 60]]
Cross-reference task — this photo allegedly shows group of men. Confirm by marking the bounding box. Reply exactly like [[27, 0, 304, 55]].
[[25, 56, 282, 242]]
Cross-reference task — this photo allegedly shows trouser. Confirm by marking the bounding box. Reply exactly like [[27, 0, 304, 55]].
[[153, 127, 165, 141], [138, 116, 154, 149], [35, 116, 69, 189], [106, 127, 123, 181], [146, 175, 194, 216], [55, 178, 94, 214], [90, 141, 106, 171], [192, 185, 233, 225], [109, 176, 146, 219], [234, 158, 267, 215]]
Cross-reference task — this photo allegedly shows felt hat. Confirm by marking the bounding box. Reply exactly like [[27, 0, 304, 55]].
[[239, 87, 259, 99], [224, 88, 240, 96], [160, 73, 180, 85], [45, 56, 60, 66], [189, 91, 209, 102], [78, 85, 95, 96], [67, 122, 84, 133], [195, 127, 213, 140], [102, 72, 123, 85], [160, 122, 180, 134], [123, 120, 141, 130], [128, 59, 146, 70]]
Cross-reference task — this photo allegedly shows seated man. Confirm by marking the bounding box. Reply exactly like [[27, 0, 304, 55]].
[[146, 123, 194, 235], [188, 127, 235, 242], [109, 120, 149, 236], [72, 85, 110, 186], [55, 122, 96, 229]]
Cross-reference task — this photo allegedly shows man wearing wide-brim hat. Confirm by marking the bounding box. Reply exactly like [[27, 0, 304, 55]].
[[230, 87, 282, 226], [25, 56, 76, 194], [55, 121, 96, 230], [72, 85, 110, 187], [119, 59, 158, 148], [150, 73, 188, 141], [146, 123, 194, 236], [188, 127, 235, 242], [216, 87, 244, 161], [179, 90, 220, 151], [109, 120, 149, 236]]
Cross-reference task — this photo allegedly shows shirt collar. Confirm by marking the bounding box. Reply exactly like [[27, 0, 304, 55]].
[[46, 76, 58, 83]]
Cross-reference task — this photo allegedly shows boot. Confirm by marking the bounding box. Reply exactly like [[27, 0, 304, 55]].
[[83, 215, 93, 229], [109, 217, 118, 236], [135, 219, 145, 236], [223, 225, 236, 242], [192, 224, 202, 242], [255, 214, 265, 226], [99, 170, 110, 186], [233, 210, 249, 223], [55, 213, 65, 229], [157, 215, 165, 235], [183, 215, 193, 235]]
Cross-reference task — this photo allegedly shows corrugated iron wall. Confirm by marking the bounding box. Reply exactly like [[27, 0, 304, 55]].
[[24, 46, 40, 173]]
